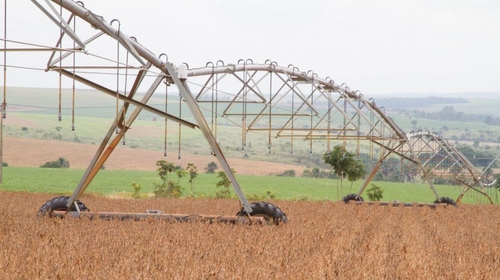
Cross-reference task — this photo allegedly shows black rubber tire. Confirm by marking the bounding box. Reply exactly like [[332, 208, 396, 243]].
[[236, 202, 288, 225], [37, 196, 89, 217], [433, 196, 457, 206], [342, 193, 364, 203]]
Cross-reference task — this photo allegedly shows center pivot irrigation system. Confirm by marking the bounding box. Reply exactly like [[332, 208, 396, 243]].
[[1, 0, 495, 224]]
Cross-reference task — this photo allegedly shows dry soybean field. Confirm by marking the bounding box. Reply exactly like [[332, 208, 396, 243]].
[[1, 191, 499, 279]]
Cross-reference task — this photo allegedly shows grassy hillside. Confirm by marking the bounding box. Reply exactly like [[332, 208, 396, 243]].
[[6, 86, 500, 170]]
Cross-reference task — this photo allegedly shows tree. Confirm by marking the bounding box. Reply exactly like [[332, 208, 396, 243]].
[[215, 169, 235, 199], [154, 160, 183, 198], [473, 140, 480, 148], [280, 169, 296, 177], [411, 119, 418, 129], [156, 160, 175, 181], [205, 161, 218, 173], [175, 169, 188, 184], [186, 163, 198, 194], [40, 157, 70, 168], [323, 145, 366, 199], [301, 169, 312, 177], [312, 167, 320, 178], [367, 183, 384, 201], [131, 182, 142, 199], [347, 161, 366, 192], [441, 125, 449, 136]]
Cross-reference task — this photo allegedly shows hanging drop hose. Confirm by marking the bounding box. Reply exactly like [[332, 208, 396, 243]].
[[71, 14, 76, 131], [327, 91, 332, 152], [308, 71, 316, 155], [178, 63, 187, 160], [238, 59, 246, 151], [111, 19, 120, 134], [159, 53, 168, 156], [206, 61, 215, 155], [268, 65, 272, 154], [2, 0, 7, 119], [178, 90, 182, 159], [215, 60, 223, 149], [122, 49, 130, 145], [288, 65, 298, 154], [164, 80, 168, 156], [58, 4, 63, 122], [356, 91, 362, 156]]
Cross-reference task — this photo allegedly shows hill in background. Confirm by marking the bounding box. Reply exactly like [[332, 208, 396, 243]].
[[2, 87, 500, 174]]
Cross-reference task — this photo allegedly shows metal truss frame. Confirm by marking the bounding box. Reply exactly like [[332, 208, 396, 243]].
[[19, 0, 493, 207]]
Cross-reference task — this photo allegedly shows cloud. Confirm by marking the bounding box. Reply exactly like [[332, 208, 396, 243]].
[[2, 0, 500, 94]]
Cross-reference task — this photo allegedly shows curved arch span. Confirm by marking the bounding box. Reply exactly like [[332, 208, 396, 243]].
[[26, 0, 494, 205]]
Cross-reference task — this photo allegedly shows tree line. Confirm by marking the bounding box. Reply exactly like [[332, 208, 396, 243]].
[[404, 106, 500, 126]]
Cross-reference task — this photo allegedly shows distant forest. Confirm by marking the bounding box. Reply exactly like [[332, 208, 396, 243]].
[[377, 97, 500, 126], [403, 106, 498, 124], [375, 96, 467, 109]]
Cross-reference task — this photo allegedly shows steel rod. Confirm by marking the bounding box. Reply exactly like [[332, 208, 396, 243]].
[[52, 211, 265, 224]]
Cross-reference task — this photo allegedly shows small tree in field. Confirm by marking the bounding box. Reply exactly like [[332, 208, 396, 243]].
[[215, 169, 235, 199], [323, 145, 365, 199], [367, 183, 384, 201], [175, 169, 188, 184], [40, 157, 70, 168], [131, 182, 142, 199], [205, 161, 218, 173], [347, 160, 366, 192], [186, 163, 198, 194], [154, 160, 183, 198]]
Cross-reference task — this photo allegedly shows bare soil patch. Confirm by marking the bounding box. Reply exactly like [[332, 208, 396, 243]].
[[3, 137, 305, 176]]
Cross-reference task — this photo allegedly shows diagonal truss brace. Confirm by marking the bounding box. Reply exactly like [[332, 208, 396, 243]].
[[39, 0, 254, 213], [31, 0, 86, 49]]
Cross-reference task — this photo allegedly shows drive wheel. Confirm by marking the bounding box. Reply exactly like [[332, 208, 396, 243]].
[[37, 196, 89, 217], [236, 202, 287, 225], [433, 197, 457, 206], [342, 193, 364, 203]]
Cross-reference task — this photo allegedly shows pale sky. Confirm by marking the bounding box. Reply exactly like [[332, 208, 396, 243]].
[[2, 0, 500, 95]]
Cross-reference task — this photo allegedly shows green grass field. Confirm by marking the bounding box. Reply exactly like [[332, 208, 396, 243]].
[[1, 167, 496, 205]]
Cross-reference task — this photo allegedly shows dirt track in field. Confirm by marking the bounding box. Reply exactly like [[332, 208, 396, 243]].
[[3, 137, 306, 176], [1, 191, 499, 279]]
